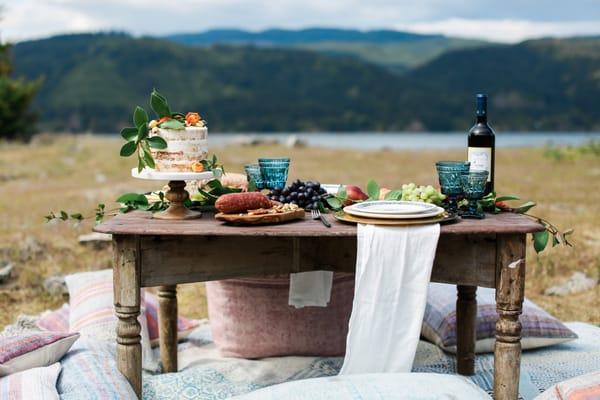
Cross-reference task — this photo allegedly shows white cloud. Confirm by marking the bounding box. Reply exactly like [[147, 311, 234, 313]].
[[397, 18, 600, 43], [1, 0, 600, 43]]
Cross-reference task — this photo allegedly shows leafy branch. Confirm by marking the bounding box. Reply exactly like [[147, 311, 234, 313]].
[[477, 192, 573, 253]]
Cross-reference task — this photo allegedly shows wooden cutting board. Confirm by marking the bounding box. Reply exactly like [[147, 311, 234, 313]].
[[215, 208, 306, 225]]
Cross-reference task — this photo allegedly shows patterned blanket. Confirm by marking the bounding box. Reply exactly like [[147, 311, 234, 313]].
[[3, 316, 599, 400]]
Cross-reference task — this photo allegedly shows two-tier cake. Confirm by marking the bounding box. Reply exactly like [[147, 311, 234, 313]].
[[149, 112, 208, 172]]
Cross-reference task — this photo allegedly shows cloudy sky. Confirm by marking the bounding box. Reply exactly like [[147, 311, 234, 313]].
[[2, 0, 600, 43]]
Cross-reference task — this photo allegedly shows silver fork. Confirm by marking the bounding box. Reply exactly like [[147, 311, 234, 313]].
[[311, 209, 331, 228]]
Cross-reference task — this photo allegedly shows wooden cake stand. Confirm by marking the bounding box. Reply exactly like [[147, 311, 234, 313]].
[[131, 168, 220, 220]]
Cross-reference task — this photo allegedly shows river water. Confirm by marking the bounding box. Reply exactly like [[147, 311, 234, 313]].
[[209, 132, 600, 150]]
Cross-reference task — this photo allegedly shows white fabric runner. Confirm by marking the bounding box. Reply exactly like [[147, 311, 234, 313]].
[[340, 223, 440, 374], [288, 271, 334, 308]]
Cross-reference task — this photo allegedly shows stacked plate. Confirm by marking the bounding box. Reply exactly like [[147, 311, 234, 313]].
[[343, 201, 445, 221]]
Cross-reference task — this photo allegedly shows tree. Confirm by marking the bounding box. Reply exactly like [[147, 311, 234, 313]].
[[0, 42, 41, 141]]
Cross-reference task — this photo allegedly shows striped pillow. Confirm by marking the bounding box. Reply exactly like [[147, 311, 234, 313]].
[[536, 370, 600, 400], [0, 363, 61, 400], [64, 269, 157, 371], [38, 297, 199, 347], [57, 337, 137, 400], [422, 283, 578, 354], [0, 332, 79, 377]]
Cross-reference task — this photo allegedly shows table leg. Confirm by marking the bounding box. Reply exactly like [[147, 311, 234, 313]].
[[113, 237, 142, 398], [158, 285, 178, 372], [494, 235, 526, 400], [456, 285, 477, 375]]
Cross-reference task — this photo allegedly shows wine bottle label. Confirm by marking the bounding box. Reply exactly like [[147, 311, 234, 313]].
[[468, 147, 492, 182]]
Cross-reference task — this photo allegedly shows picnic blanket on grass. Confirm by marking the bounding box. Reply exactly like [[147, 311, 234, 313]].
[[3, 317, 600, 400]]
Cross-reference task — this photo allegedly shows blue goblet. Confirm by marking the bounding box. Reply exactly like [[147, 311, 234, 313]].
[[258, 158, 290, 190], [436, 161, 470, 213], [460, 170, 489, 219], [244, 164, 265, 190]]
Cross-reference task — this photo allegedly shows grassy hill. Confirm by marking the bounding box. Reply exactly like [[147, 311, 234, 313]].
[[165, 28, 488, 73], [10, 33, 600, 132]]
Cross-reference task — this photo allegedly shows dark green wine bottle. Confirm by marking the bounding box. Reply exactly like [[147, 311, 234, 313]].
[[468, 94, 495, 195]]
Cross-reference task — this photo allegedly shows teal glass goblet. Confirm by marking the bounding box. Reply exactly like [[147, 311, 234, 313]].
[[460, 170, 489, 219], [258, 158, 290, 190], [244, 164, 265, 190], [435, 161, 470, 213]]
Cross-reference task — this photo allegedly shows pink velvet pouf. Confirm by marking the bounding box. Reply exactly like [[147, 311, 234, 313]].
[[206, 273, 355, 358]]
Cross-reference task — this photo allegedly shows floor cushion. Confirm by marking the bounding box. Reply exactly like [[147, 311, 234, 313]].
[[232, 372, 492, 400], [535, 370, 600, 399], [37, 297, 199, 347], [0, 362, 61, 400], [64, 269, 157, 371], [422, 283, 578, 353], [0, 332, 79, 376], [206, 273, 354, 358], [58, 337, 137, 400]]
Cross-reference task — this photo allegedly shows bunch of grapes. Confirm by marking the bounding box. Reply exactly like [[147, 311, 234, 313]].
[[267, 180, 327, 210], [400, 183, 446, 205]]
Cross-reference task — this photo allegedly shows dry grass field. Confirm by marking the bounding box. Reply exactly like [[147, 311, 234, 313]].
[[0, 134, 598, 329]]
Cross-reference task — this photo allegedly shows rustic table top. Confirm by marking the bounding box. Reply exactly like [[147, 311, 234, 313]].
[[94, 210, 544, 237]]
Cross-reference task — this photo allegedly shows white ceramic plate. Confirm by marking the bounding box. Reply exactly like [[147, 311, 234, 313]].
[[131, 168, 220, 181], [347, 200, 437, 215], [343, 203, 445, 220]]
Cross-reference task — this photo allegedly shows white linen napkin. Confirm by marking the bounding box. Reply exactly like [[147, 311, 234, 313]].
[[288, 271, 334, 308], [340, 223, 440, 374]]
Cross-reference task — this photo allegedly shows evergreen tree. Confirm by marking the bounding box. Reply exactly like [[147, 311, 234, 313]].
[[0, 42, 40, 141]]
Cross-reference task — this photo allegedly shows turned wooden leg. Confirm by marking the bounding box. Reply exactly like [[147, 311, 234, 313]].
[[113, 236, 142, 398], [158, 285, 178, 373], [456, 285, 477, 375], [494, 234, 526, 400]]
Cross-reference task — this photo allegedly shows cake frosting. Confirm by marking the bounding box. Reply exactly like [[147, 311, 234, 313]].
[[149, 113, 208, 172]]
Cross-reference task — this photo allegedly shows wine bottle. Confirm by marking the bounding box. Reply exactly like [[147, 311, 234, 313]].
[[468, 94, 495, 195]]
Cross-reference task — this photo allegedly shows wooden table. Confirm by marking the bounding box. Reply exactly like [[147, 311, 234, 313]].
[[95, 211, 544, 400]]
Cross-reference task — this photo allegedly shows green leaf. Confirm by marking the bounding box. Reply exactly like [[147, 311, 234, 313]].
[[60, 210, 68, 220], [137, 156, 145, 173], [514, 201, 536, 214], [384, 189, 402, 201], [159, 119, 185, 130], [150, 89, 171, 118], [116, 193, 148, 205], [326, 197, 343, 210], [533, 230, 549, 253], [137, 123, 149, 142], [120, 127, 138, 141], [142, 149, 155, 169], [133, 106, 148, 128], [120, 141, 137, 157], [337, 186, 347, 200], [496, 195, 521, 202], [146, 136, 167, 149], [247, 178, 257, 192], [366, 179, 380, 200], [70, 213, 83, 221]]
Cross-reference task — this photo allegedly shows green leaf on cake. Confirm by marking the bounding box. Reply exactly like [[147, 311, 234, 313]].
[[120, 127, 138, 141], [133, 106, 148, 128], [151, 89, 171, 118], [159, 119, 185, 130], [120, 141, 137, 157], [137, 123, 149, 142], [146, 136, 167, 149]]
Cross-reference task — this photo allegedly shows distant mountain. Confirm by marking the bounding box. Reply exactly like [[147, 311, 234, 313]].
[[165, 28, 488, 73], [10, 33, 600, 132], [166, 28, 443, 45]]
